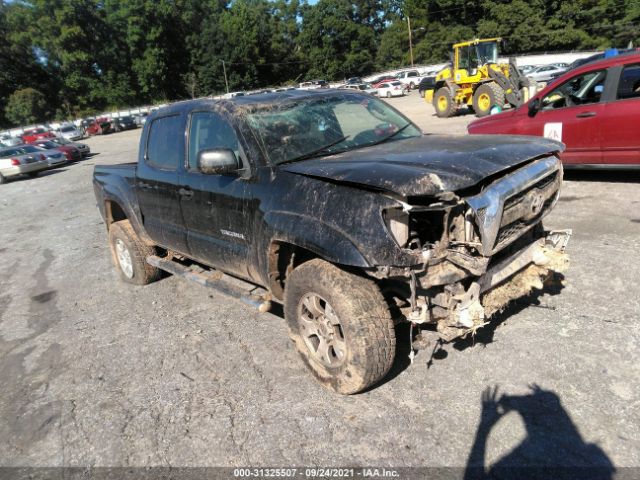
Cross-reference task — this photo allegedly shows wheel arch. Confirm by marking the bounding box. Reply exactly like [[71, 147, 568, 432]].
[[263, 213, 371, 300], [101, 193, 154, 246]]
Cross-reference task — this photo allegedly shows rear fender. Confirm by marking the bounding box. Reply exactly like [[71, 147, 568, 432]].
[[94, 177, 153, 245]]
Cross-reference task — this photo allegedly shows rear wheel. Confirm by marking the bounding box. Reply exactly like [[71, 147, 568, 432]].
[[473, 82, 505, 117], [0, 173, 6, 185], [284, 259, 396, 394], [108, 220, 161, 285], [433, 87, 456, 118]]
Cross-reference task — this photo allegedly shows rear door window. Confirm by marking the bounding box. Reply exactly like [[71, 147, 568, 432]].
[[616, 63, 640, 100], [146, 115, 183, 170]]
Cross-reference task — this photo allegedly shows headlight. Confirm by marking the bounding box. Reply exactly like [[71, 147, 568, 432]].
[[383, 207, 409, 247]]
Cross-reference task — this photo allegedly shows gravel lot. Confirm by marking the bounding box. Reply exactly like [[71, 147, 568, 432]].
[[1, 94, 639, 476]]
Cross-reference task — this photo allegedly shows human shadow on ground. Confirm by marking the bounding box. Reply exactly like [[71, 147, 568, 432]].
[[463, 385, 614, 480]]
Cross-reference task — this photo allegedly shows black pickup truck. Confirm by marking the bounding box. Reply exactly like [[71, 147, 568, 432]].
[[93, 90, 570, 394]]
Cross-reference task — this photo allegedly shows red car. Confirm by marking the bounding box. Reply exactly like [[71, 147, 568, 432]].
[[22, 127, 55, 143], [86, 118, 112, 136], [371, 76, 399, 88], [31, 139, 82, 161], [468, 53, 640, 167]]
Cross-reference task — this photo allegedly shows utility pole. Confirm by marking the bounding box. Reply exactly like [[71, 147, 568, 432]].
[[222, 60, 229, 94], [408, 16, 414, 68]]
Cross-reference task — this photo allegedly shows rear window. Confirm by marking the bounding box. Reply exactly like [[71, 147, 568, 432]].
[[146, 115, 183, 170], [18, 145, 40, 153], [617, 63, 640, 100], [0, 148, 19, 157]]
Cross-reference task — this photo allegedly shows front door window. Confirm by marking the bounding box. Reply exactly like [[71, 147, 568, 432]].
[[541, 70, 607, 111]]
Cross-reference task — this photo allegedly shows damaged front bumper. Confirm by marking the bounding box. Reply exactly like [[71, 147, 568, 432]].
[[403, 229, 571, 342]]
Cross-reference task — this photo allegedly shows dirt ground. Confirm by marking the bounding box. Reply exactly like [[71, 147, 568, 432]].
[[0, 93, 639, 477]]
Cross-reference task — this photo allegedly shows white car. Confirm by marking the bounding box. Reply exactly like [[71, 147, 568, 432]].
[[0, 134, 22, 147], [377, 81, 405, 98], [339, 83, 378, 96], [395, 70, 425, 90], [58, 124, 83, 141], [0, 146, 49, 184]]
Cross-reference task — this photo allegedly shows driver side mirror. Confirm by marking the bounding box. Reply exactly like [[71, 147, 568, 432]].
[[197, 148, 240, 175], [528, 98, 541, 117]]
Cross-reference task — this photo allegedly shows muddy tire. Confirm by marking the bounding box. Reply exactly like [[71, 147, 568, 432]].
[[473, 82, 505, 117], [108, 220, 160, 285], [433, 87, 456, 118], [284, 259, 395, 394]]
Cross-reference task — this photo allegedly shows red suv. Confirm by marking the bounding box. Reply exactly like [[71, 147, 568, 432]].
[[86, 118, 112, 136], [468, 53, 640, 167]]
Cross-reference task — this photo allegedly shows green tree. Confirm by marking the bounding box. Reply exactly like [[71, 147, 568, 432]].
[[5, 88, 48, 125], [298, 0, 378, 80]]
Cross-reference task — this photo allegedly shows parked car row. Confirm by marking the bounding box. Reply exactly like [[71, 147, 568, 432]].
[[0, 136, 91, 184], [1, 112, 143, 148]]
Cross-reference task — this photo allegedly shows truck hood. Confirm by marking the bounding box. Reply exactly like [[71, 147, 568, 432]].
[[281, 134, 563, 197]]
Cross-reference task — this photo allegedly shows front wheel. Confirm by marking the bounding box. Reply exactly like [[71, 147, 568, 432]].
[[433, 87, 456, 118], [473, 82, 505, 117], [108, 220, 161, 285], [284, 259, 396, 394]]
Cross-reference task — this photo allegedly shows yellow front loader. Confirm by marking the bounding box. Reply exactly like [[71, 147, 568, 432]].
[[429, 38, 535, 118]]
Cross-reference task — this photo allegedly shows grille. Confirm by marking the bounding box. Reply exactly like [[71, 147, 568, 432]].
[[494, 196, 556, 250], [504, 171, 558, 212], [495, 220, 527, 247]]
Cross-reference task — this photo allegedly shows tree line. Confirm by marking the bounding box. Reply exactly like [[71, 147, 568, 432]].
[[1, 0, 638, 127]]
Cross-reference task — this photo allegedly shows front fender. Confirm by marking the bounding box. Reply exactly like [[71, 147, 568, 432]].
[[263, 211, 370, 268]]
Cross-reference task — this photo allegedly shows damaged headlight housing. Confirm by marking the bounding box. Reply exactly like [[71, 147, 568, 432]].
[[383, 206, 447, 250], [383, 207, 409, 248]]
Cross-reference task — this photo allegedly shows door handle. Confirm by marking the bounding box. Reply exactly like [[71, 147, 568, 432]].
[[178, 187, 193, 198], [576, 111, 596, 118], [138, 181, 152, 189]]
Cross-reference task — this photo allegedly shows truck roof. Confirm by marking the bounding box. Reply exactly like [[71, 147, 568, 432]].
[[149, 89, 352, 117]]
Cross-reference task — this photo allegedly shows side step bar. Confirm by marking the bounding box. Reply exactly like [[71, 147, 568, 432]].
[[146, 255, 272, 313]]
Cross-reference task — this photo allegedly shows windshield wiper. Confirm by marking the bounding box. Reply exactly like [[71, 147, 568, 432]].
[[279, 135, 350, 164], [362, 123, 412, 148]]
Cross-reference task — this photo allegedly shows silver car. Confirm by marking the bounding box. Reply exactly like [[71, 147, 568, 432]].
[[527, 64, 567, 82], [58, 124, 84, 141], [16, 144, 67, 168], [52, 136, 91, 157], [0, 146, 49, 184]]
